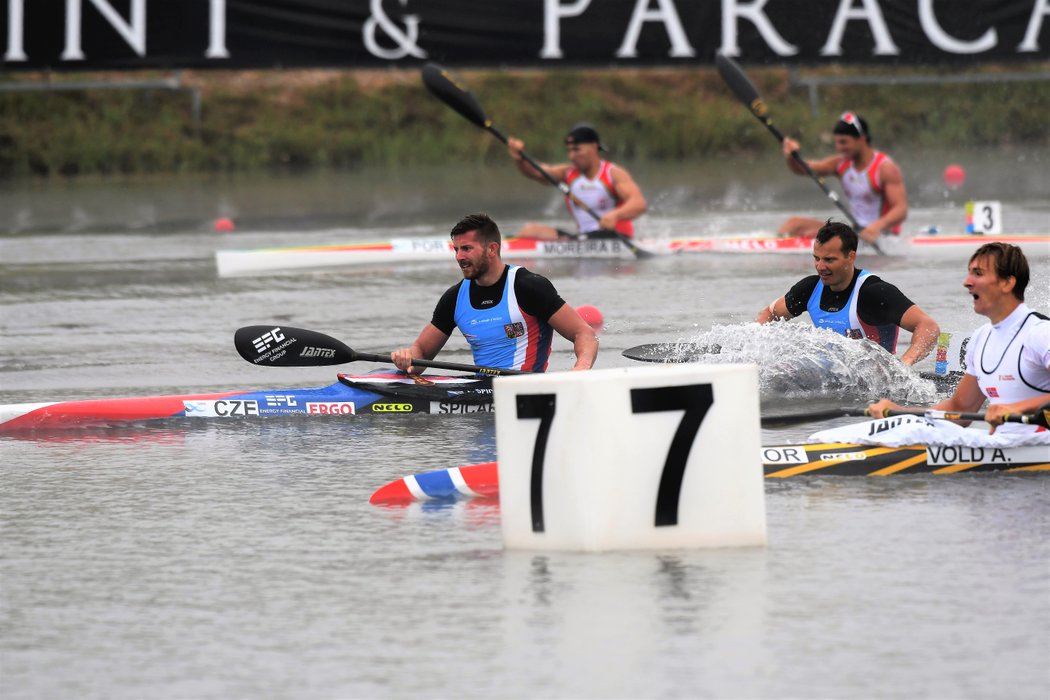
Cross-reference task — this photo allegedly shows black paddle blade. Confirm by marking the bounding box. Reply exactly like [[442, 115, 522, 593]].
[[422, 62, 488, 129], [622, 342, 722, 363], [714, 52, 768, 119], [234, 325, 355, 367]]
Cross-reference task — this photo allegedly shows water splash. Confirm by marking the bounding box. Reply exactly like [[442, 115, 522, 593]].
[[655, 323, 939, 404]]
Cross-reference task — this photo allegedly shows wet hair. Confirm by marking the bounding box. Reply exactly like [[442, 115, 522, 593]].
[[814, 219, 858, 254], [969, 242, 1029, 300], [450, 212, 502, 247]]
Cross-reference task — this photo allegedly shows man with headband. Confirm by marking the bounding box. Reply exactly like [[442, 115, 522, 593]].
[[506, 123, 647, 241], [778, 112, 907, 245]]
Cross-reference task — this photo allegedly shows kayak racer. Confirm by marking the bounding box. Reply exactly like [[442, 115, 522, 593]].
[[391, 213, 598, 374]]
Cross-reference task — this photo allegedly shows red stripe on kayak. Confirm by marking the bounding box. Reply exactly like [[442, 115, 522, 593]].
[[369, 478, 416, 504], [460, 462, 499, 497], [0, 391, 242, 431], [369, 461, 498, 504], [911, 236, 1050, 246]]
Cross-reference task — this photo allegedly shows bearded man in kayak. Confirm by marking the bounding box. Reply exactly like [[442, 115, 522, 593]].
[[869, 243, 1049, 433], [756, 220, 939, 366], [778, 112, 907, 245], [391, 213, 598, 374], [506, 123, 647, 241]]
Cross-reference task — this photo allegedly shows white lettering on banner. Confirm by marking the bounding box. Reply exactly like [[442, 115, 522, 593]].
[[63, 0, 146, 61], [5, 0, 26, 61], [821, 0, 900, 56], [919, 0, 997, 54], [207, 0, 228, 59], [363, 0, 426, 60], [542, 0, 592, 59], [616, 0, 695, 58], [720, 0, 798, 57], [1019, 0, 1050, 51]]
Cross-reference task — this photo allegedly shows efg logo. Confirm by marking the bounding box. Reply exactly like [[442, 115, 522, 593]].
[[300, 346, 336, 359], [252, 327, 285, 353], [371, 403, 414, 413]]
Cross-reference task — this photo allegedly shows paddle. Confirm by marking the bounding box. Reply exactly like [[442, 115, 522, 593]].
[[421, 62, 655, 260], [622, 342, 720, 363], [622, 342, 965, 394], [761, 403, 1050, 428], [714, 52, 885, 256], [234, 325, 527, 377]]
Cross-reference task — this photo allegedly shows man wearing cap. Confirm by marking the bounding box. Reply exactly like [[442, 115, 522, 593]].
[[778, 112, 907, 245], [506, 124, 647, 240]]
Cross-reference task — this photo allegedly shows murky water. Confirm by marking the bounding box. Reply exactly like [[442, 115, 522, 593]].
[[2, 152, 1049, 699]]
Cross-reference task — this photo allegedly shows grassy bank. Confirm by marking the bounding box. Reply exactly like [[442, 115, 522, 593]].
[[1, 64, 1048, 178]]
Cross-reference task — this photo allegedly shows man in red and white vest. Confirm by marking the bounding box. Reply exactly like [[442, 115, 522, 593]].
[[506, 123, 647, 241], [778, 112, 907, 245]]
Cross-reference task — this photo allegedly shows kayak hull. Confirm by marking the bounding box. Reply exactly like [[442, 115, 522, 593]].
[[371, 443, 1050, 502], [0, 371, 493, 432], [215, 233, 1050, 276]]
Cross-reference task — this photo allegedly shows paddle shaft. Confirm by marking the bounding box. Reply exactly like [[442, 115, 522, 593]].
[[234, 325, 527, 376], [714, 52, 884, 255], [493, 124, 653, 257], [351, 349, 526, 377], [488, 125, 602, 225], [761, 404, 1048, 428], [859, 406, 1047, 426], [421, 62, 652, 258]]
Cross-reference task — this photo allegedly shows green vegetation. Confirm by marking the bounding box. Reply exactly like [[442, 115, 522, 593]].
[[0, 64, 1047, 178]]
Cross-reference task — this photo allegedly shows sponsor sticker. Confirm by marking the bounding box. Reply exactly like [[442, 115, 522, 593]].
[[252, 328, 285, 353], [819, 451, 867, 462], [183, 399, 260, 418], [300, 346, 336, 359], [371, 403, 415, 413], [306, 402, 356, 415]]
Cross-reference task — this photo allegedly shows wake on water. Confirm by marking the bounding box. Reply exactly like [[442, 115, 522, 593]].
[[650, 323, 940, 404]]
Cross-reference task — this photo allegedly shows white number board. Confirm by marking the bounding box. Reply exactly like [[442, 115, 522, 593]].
[[966, 200, 1002, 235], [494, 365, 767, 551]]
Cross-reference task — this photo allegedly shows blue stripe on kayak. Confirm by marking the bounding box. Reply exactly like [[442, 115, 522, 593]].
[[414, 469, 458, 499]]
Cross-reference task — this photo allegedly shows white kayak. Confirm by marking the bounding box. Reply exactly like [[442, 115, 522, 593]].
[[215, 231, 1050, 276]]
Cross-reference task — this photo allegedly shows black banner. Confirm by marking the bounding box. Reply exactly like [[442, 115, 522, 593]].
[[2, 0, 1048, 71]]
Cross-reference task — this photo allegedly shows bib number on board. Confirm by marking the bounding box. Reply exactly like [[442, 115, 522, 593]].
[[966, 200, 1002, 234], [516, 384, 714, 532]]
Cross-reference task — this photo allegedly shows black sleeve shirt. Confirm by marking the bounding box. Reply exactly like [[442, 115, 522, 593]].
[[783, 270, 915, 327], [431, 266, 566, 335]]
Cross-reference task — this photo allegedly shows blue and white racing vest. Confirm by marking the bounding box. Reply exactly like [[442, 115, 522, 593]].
[[454, 266, 552, 372], [807, 270, 899, 352]]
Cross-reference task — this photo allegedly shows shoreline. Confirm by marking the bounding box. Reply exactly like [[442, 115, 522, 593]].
[[1, 64, 1048, 178]]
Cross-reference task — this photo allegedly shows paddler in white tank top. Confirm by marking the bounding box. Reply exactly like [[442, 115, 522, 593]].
[[870, 243, 1050, 434], [506, 123, 647, 241], [778, 112, 907, 246]]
